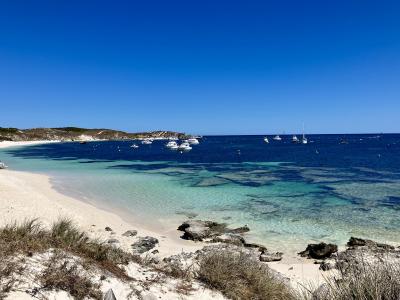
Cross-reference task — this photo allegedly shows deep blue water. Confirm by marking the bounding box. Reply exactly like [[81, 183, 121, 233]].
[[1, 134, 400, 253]]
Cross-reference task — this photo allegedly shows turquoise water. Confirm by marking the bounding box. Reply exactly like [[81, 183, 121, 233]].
[[1, 135, 400, 252]]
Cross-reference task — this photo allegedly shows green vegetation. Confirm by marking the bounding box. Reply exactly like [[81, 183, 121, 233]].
[[314, 259, 400, 300], [52, 127, 87, 133], [197, 251, 296, 300], [0, 219, 135, 278], [0, 128, 19, 134], [39, 250, 103, 300], [2, 219, 397, 300]]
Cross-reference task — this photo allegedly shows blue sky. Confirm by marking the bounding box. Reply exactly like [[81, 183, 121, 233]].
[[0, 1, 399, 134]]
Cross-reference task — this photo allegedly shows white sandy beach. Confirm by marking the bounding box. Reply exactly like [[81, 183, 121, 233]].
[[0, 141, 327, 293], [0, 140, 60, 148]]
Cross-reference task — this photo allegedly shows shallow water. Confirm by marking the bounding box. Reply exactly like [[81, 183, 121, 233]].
[[1, 134, 400, 252]]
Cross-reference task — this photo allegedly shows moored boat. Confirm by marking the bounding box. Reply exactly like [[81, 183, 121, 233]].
[[187, 138, 199, 145], [178, 141, 192, 151], [141, 139, 153, 145]]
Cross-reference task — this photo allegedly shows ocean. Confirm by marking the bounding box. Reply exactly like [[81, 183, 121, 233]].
[[1, 134, 400, 253]]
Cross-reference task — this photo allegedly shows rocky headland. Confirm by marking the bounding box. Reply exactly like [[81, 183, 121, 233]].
[[0, 126, 189, 142]]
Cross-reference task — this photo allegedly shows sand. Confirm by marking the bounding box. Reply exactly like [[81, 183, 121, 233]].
[[0, 141, 325, 293]]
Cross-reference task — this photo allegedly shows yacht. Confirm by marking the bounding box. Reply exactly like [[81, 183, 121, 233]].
[[141, 139, 153, 145], [178, 141, 192, 151], [301, 124, 308, 144], [187, 138, 200, 145], [166, 141, 178, 149], [263, 137, 269, 143], [292, 135, 299, 143], [273, 135, 282, 141], [169, 143, 179, 150], [0, 162, 8, 169], [130, 144, 139, 149]]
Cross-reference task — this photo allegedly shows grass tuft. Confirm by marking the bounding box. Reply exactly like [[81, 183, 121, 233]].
[[0, 218, 134, 279], [315, 258, 400, 300], [197, 251, 296, 300], [38, 251, 102, 300]]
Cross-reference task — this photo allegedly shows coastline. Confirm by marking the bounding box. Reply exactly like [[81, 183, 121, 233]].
[[0, 141, 326, 288], [0, 140, 61, 148]]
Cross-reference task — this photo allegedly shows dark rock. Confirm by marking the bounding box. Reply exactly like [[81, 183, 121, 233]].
[[122, 230, 138, 237], [347, 237, 394, 250], [211, 233, 246, 246], [105, 227, 113, 232], [177, 220, 227, 241], [107, 238, 119, 244], [131, 236, 159, 254], [259, 252, 283, 262], [299, 243, 338, 259], [151, 249, 159, 254], [243, 242, 267, 252], [103, 288, 117, 300], [177, 219, 250, 242], [230, 225, 250, 234]]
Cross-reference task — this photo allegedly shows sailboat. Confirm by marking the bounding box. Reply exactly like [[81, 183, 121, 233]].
[[292, 135, 299, 143], [264, 137, 269, 143], [301, 124, 308, 144], [273, 135, 282, 141]]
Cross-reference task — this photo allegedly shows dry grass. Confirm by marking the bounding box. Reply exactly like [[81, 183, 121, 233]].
[[314, 258, 400, 300], [0, 257, 25, 299], [0, 219, 135, 280], [197, 251, 296, 300], [37, 251, 102, 300]]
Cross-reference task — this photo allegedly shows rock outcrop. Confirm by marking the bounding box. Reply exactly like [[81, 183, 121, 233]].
[[299, 242, 338, 259], [122, 230, 138, 237], [177, 220, 249, 242], [177, 220, 281, 262], [131, 236, 159, 254]]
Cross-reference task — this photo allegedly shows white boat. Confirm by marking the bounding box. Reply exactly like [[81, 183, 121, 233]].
[[264, 137, 269, 143], [178, 142, 192, 151], [273, 135, 282, 141], [0, 162, 8, 169], [301, 124, 308, 144], [187, 138, 199, 145], [141, 139, 153, 145], [166, 141, 178, 149], [130, 144, 139, 149], [292, 135, 299, 143]]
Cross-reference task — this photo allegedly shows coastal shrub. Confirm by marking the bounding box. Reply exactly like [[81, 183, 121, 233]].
[[0, 219, 134, 280], [0, 257, 25, 299], [316, 258, 400, 300], [0, 219, 48, 256], [197, 251, 296, 300], [38, 251, 102, 300]]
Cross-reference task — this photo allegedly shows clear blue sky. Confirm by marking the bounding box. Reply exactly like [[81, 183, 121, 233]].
[[0, 1, 399, 135]]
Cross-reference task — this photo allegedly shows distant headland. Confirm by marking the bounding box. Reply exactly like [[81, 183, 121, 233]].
[[0, 127, 189, 142]]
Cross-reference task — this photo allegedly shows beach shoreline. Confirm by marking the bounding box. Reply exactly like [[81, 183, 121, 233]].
[[0, 140, 326, 287]]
